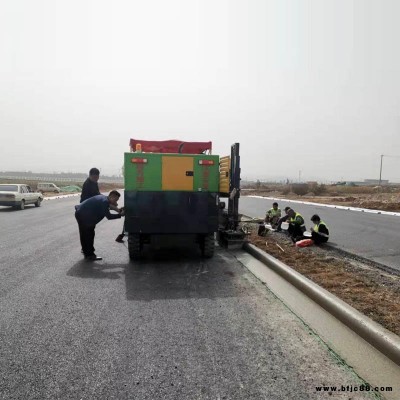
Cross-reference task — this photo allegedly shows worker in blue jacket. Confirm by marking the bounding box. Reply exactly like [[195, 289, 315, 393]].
[[75, 190, 125, 261]]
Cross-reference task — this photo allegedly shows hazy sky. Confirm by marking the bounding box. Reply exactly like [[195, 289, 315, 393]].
[[0, 0, 399, 182]]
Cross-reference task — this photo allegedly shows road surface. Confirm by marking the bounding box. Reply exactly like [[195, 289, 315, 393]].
[[0, 198, 369, 399]]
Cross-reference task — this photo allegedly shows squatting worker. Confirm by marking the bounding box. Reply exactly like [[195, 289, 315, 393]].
[[276, 206, 292, 232], [75, 190, 125, 261], [310, 214, 329, 244], [287, 208, 306, 242], [80, 167, 100, 203], [265, 202, 281, 228]]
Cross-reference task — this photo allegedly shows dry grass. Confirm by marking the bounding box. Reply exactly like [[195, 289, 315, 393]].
[[326, 185, 379, 195], [247, 231, 400, 336]]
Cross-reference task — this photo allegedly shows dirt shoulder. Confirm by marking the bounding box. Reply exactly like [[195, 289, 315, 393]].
[[245, 229, 400, 336]]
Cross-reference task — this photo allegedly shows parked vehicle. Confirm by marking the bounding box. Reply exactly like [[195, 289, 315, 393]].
[[0, 184, 44, 210], [37, 182, 61, 193], [124, 139, 245, 259]]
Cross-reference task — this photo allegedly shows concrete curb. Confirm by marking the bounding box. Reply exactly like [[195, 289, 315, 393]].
[[243, 242, 400, 367]]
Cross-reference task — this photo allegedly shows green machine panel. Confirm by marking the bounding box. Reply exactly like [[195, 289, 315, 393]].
[[124, 153, 162, 191], [193, 155, 219, 192], [124, 152, 219, 192]]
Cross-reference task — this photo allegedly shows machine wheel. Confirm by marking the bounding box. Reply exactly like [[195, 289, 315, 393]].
[[202, 233, 215, 258], [35, 198, 42, 207], [19, 200, 25, 210], [128, 233, 142, 260]]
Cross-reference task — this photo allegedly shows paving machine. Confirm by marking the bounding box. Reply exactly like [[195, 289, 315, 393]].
[[124, 139, 246, 259]]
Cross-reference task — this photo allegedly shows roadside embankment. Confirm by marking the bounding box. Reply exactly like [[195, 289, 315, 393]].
[[244, 230, 400, 337]]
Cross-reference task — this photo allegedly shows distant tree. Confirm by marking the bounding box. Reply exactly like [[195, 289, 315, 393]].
[[309, 183, 327, 196], [291, 183, 309, 196]]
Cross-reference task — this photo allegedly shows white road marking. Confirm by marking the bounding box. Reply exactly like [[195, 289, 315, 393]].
[[248, 195, 400, 217]]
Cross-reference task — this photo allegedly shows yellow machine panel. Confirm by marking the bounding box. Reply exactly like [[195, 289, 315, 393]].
[[219, 156, 230, 194], [162, 156, 194, 191]]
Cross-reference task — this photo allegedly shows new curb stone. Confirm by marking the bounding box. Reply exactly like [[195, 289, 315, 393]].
[[243, 242, 400, 367]]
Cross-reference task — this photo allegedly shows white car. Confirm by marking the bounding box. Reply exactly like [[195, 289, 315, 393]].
[[37, 182, 61, 193], [0, 184, 44, 210]]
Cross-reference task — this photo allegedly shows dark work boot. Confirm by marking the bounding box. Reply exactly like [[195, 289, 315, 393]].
[[85, 254, 102, 261]]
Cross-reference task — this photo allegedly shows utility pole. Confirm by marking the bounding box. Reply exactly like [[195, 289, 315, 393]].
[[378, 154, 400, 185], [299, 170, 301, 183], [379, 154, 384, 186]]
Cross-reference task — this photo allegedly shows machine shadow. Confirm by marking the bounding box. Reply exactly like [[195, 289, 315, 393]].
[[67, 247, 250, 302], [123, 247, 250, 302]]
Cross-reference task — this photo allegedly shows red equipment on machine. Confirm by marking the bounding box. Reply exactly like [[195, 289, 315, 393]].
[[129, 139, 212, 154]]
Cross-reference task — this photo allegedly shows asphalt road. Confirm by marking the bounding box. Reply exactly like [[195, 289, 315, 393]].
[[240, 196, 400, 272], [0, 197, 369, 400]]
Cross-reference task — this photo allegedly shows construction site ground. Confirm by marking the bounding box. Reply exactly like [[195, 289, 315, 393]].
[[9, 179, 400, 337], [45, 184, 400, 337], [246, 228, 400, 337], [242, 186, 400, 337]]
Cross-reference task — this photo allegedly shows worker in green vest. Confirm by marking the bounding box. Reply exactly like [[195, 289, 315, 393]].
[[276, 206, 291, 232], [287, 208, 306, 242], [310, 214, 329, 244], [265, 202, 282, 228]]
